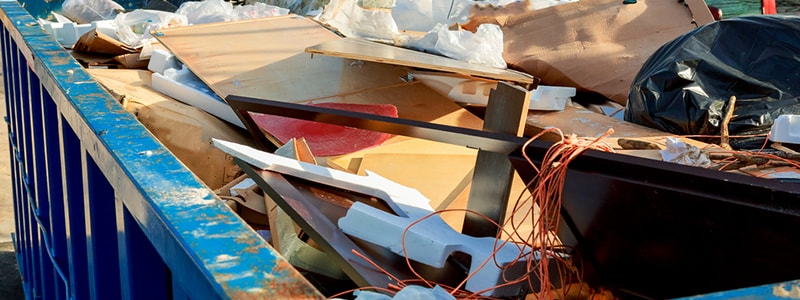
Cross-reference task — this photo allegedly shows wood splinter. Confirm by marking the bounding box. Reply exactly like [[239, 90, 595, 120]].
[[720, 95, 737, 150]]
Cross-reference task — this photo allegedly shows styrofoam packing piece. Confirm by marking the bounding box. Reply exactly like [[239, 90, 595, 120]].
[[411, 72, 575, 111], [151, 70, 244, 128], [212, 138, 534, 297], [147, 48, 244, 128], [39, 18, 116, 48], [147, 48, 182, 74], [211, 138, 411, 216], [528, 85, 576, 111], [339, 201, 532, 297], [769, 114, 800, 144]]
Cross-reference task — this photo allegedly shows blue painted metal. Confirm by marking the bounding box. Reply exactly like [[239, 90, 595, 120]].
[[677, 279, 800, 299], [0, 1, 324, 299], [60, 119, 89, 300]]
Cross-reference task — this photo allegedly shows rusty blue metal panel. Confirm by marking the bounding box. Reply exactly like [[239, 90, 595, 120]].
[[678, 279, 800, 300], [0, 1, 323, 299]]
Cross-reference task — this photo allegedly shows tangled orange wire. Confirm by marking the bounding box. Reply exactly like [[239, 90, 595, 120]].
[[517, 127, 616, 299], [331, 127, 616, 300]]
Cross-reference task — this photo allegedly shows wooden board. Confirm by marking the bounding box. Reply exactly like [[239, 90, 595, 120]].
[[326, 136, 480, 173], [464, 82, 530, 237], [154, 16, 407, 102], [312, 81, 484, 127], [356, 153, 475, 211], [304, 37, 535, 85]]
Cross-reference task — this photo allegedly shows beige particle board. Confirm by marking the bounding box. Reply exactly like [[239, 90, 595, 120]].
[[326, 136, 480, 173], [311, 80, 485, 128], [154, 16, 408, 102], [356, 153, 476, 211], [305, 37, 536, 85]]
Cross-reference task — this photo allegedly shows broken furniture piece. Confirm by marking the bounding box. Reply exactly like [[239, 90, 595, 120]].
[[214, 139, 536, 297], [216, 145, 473, 292], [224, 95, 800, 299]]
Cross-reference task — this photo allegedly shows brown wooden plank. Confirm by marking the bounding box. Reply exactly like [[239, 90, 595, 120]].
[[304, 37, 535, 85], [463, 82, 530, 237], [312, 81, 485, 128]]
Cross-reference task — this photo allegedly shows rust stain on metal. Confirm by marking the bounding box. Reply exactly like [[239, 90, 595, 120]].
[[50, 54, 74, 66], [234, 235, 260, 255], [773, 282, 800, 298], [222, 259, 323, 299], [265, 259, 324, 299]]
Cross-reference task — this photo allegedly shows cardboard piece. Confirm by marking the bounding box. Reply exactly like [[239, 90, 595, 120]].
[[525, 104, 714, 150], [87, 69, 253, 190], [469, 0, 713, 105], [72, 29, 149, 69], [73, 28, 138, 55]]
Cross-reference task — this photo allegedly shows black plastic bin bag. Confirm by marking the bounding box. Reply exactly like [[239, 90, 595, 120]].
[[626, 15, 800, 149]]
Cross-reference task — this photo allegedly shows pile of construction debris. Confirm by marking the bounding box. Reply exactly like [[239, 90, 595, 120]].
[[34, 0, 800, 298]]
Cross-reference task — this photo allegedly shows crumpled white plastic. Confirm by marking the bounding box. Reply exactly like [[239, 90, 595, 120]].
[[316, 0, 398, 41], [61, 0, 124, 24], [176, 0, 235, 24], [659, 137, 712, 168], [176, 0, 290, 25], [400, 23, 507, 69], [114, 10, 188, 48]]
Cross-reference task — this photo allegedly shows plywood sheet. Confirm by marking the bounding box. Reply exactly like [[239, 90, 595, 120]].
[[326, 136, 479, 173], [312, 81, 485, 127], [356, 153, 475, 210], [305, 37, 535, 85], [154, 16, 484, 133], [444, 168, 535, 239], [154, 16, 409, 102]]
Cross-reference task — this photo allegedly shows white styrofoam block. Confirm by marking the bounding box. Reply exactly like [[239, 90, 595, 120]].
[[93, 20, 117, 38], [411, 71, 575, 111], [39, 19, 117, 48], [40, 20, 92, 48], [211, 138, 412, 216], [528, 85, 576, 111], [211, 138, 534, 297], [151, 71, 244, 128], [148, 48, 181, 74], [770, 114, 800, 144]]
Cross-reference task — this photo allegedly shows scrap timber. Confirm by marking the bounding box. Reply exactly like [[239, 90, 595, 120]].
[[225, 95, 800, 299]]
